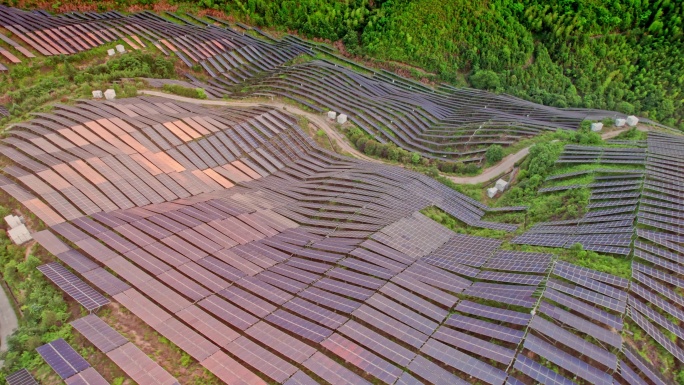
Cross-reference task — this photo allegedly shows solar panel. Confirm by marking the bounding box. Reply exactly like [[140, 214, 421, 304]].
[[546, 279, 625, 313], [512, 354, 575, 385], [198, 294, 258, 331], [629, 308, 684, 362], [631, 283, 684, 322], [70, 315, 127, 353], [623, 345, 669, 385], [432, 326, 515, 365], [322, 333, 402, 384], [455, 300, 531, 325], [543, 288, 622, 330], [6, 368, 38, 385], [630, 295, 684, 340], [352, 304, 428, 348], [338, 320, 416, 367], [529, 316, 617, 370], [283, 370, 318, 385], [538, 302, 622, 349], [421, 337, 509, 384], [407, 354, 469, 385], [106, 342, 180, 385], [81, 267, 130, 296], [445, 313, 524, 344], [36, 339, 91, 379], [38, 262, 109, 311], [64, 367, 110, 385], [379, 282, 448, 322], [302, 352, 371, 385], [523, 334, 613, 385], [365, 293, 438, 335]]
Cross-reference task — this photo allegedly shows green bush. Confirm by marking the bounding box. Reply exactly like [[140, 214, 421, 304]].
[[469, 70, 501, 91], [86, 52, 174, 81], [485, 144, 504, 164], [161, 84, 208, 99], [410, 152, 421, 164]]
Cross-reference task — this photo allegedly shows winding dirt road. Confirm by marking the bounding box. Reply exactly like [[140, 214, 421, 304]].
[[137, 90, 644, 185], [139, 90, 380, 163]]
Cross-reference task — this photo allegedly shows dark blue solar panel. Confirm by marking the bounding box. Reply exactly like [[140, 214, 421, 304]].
[[6, 368, 38, 385], [513, 354, 575, 385], [36, 339, 90, 379]]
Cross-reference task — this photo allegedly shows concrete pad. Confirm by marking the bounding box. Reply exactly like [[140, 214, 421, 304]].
[[104, 89, 116, 100], [336, 114, 347, 124]]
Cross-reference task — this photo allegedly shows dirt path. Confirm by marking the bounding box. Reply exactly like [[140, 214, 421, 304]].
[[137, 91, 646, 185], [0, 280, 18, 365], [138, 90, 380, 163]]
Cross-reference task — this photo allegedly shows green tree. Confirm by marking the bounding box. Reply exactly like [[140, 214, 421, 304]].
[[469, 70, 501, 90], [485, 145, 504, 164]]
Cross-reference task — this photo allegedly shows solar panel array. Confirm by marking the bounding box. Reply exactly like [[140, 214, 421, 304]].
[[2, 93, 682, 384], [0, 6, 632, 161], [509, 131, 684, 383], [513, 145, 645, 253], [627, 131, 684, 364], [70, 314, 179, 385]]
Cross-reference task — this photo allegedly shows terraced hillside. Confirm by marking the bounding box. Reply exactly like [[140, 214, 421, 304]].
[[0, 94, 682, 384], [1, 5, 684, 385], [0, 6, 630, 163]]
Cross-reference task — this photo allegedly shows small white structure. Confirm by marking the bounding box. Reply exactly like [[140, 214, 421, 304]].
[[4, 215, 23, 229], [487, 187, 499, 199], [495, 179, 509, 192], [336, 114, 348, 124], [615, 118, 626, 127], [327, 111, 337, 120], [8, 224, 31, 245], [591, 122, 603, 132], [115, 44, 126, 54], [626, 115, 639, 127], [107, 48, 116, 56], [104, 89, 116, 100], [92, 90, 103, 99]]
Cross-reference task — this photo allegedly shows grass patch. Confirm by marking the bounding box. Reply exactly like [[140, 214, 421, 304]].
[[162, 83, 207, 99]]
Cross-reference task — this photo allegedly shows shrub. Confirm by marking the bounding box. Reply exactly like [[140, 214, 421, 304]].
[[527, 141, 562, 179], [355, 137, 368, 152], [485, 145, 504, 164], [196, 88, 208, 99], [464, 163, 480, 174], [469, 70, 501, 90], [85, 52, 174, 81], [161, 84, 207, 99], [616, 101, 635, 115], [364, 140, 378, 155], [386, 146, 399, 161]]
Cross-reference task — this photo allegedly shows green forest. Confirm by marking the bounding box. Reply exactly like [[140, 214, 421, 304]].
[[196, 0, 684, 129]]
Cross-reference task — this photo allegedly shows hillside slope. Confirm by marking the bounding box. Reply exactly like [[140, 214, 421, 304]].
[[220, 0, 683, 129]]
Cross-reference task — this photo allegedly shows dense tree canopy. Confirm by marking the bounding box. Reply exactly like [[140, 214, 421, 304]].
[[213, 0, 683, 129]]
